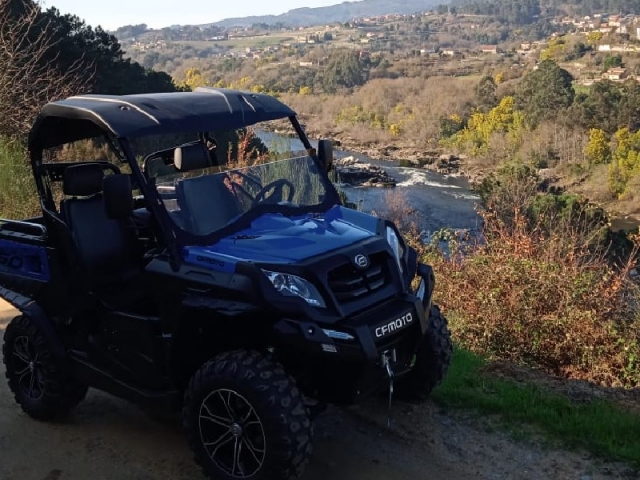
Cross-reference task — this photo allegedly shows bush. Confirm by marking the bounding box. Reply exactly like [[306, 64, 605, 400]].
[[420, 177, 640, 388]]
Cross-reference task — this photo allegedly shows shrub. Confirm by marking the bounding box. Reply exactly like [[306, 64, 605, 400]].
[[420, 176, 640, 388]]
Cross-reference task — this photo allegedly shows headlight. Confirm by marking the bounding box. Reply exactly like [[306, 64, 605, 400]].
[[386, 226, 404, 273], [262, 270, 326, 308]]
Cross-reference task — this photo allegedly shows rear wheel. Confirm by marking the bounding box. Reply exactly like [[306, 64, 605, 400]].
[[2, 315, 88, 420], [183, 350, 313, 480], [396, 305, 452, 401]]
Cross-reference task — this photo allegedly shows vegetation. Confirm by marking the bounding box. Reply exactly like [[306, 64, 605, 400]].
[[451, 0, 541, 25], [0, 0, 181, 221], [0, 0, 177, 139], [409, 163, 640, 389], [515, 60, 575, 127], [435, 348, 640, 467], [0, 138, 38, 219], [451, 0, 640, 23], [0, 1, 89, 137]]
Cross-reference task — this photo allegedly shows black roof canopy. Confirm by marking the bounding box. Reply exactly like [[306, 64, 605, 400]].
[[28, 87, 297, 150]]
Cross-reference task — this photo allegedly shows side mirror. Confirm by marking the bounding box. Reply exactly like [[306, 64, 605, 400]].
[[317, 139, 334, 172], [103, 174, 134, 219]]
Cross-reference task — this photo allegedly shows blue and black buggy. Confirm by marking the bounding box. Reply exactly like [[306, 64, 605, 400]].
[[0, 88, 452, 480]]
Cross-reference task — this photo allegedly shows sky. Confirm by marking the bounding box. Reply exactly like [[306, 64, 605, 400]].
[[43, 0, 344, 30]]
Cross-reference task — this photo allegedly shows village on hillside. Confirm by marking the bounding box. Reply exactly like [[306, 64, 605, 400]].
[[119, 8, 640, 88]]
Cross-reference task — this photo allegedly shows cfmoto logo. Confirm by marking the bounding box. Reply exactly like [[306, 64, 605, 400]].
[[375, 313, 414, 338], [354, 254, 369, 269]]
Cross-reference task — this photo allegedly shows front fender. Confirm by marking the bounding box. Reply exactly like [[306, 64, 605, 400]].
[[0, 286, 65, 358], [416, 263, 436, 311]]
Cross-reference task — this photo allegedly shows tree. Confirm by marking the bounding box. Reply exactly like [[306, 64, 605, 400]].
[[322, 50, 366, 92], [603, 54, 623, 71], [608, 128, 640, 197], [571, 80, 623, 134], [41, 8, 176, 95], [584, 128, 611, 165], [0, 0, 89, 137], [143, 51, 161, 69], [455, 96, 525, 154], [114, 24, 148, 40], [586, 31, 604, 43], [619, 79, 640, 132], [475, 75, 498, 111], [0, 0, 179, 136], [515, 60, 574, 127], [176, 68, 210, 91]]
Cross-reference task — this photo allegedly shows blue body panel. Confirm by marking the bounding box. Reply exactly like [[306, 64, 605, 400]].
[[0, 239, 50, 281], [183, 205, 380, 271]]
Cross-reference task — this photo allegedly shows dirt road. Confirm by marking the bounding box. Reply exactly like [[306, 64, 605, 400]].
[[0, 300, 634, 480]]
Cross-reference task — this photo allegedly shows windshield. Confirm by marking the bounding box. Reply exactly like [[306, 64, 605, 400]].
[[153, 156, 333, 237]]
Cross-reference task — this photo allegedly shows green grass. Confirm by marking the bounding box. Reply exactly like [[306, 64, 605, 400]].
[[573, 83, 592, 95], [178, 35, 294, 50], [0, 137, 39, 220], [434, 348, 640, 468]]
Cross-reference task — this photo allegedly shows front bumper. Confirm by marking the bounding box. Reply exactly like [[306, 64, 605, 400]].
[[273, 263, 436, 404]]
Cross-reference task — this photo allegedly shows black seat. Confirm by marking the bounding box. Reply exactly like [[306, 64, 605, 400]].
[[177, 175, 243, 235], [60, 163, 140, 289], [171, 143, 242, 235]]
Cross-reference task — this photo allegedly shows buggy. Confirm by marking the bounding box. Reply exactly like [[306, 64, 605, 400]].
[[0, 88, 452, 480]]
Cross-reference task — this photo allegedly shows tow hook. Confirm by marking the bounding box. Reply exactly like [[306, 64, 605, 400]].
[[381, 349, 396, 427]]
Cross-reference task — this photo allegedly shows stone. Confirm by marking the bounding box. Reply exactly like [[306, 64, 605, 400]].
[[334, 156, 396, 187]]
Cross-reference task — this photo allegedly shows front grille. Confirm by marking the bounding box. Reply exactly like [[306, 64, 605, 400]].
[[328, 252, 389, 302]]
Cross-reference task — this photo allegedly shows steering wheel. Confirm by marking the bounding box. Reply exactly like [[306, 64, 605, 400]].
[[225, 170, 263, 204], [252, 179, 296, 206]]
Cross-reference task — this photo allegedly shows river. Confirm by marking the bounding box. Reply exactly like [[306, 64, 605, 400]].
[[258, 131, 483, 238]]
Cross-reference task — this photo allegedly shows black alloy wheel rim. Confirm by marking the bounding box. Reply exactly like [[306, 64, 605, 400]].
[[11, 336, 45, 400], [199, 388, 267, 478]]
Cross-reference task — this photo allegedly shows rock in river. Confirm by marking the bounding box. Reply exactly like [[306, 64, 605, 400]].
[[334, 156, 396, 188]]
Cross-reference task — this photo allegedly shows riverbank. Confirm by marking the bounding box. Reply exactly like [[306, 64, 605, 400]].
[[297, 124, 640, 232]]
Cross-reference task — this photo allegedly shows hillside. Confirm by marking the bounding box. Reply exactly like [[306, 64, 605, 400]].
[[208, 0, 450, 28]]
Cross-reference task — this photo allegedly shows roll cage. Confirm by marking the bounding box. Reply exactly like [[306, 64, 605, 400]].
[[27, 88, 340, 268]]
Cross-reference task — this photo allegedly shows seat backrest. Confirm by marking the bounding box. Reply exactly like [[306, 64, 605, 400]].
[[176, 174, 242, 236], [60, 163, 140, 287]]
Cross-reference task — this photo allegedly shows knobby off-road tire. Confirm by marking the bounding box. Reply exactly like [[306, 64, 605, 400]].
[[397, 305, 453, 401], [183, 350, 313, 480], [2, 315, 88, 420]]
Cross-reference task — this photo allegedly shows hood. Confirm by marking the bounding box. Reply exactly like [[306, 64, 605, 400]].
[[183, 206, 379, 271]]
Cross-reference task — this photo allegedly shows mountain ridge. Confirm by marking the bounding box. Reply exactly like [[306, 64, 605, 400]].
[[200, 0, 450, 28]]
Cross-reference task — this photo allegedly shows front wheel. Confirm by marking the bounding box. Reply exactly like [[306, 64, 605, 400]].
[[2, 315, 88, 420], [396, 305, 453, 401], [183, 350, 313, 480]]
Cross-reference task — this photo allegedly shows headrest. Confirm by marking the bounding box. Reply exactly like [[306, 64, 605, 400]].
[[62, 163, 105, 197], [103, 174, 133, 219], [145, 157, 179, 179], [174, 143, 212, 172]]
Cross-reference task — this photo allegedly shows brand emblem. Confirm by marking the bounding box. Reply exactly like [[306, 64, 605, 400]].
[[375, 313, 414, 338], [354, 254, 369, 269]]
